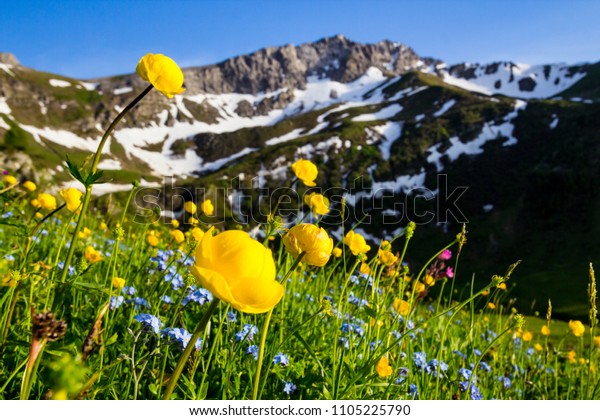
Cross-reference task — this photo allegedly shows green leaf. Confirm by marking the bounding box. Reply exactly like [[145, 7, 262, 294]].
[[105, 333, 119, 346], [363, 305, 378, 320], [65, 156, 86, 185]]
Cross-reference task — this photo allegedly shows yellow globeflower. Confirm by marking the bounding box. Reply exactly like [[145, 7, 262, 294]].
[[541, 325, 551, 336], [172, 219, 180, 228], [304, 192, 329, 216], [201, 199, 214, 216], [343, 230, 371, 256], [282, 224, 334, 267], [170, 229, 185, 244], [78, 227, 92, 239], [84, 246, 102, 263], [190, 229, 284, 314], [136, 53, 185, 98], [191, 227, 204, 242], [147, 234, 159, 247], [593, 336, 600, 348], [332, 247, 342, 258], [112, 277, 126, 289], [566, 350, 577, 363], [375, 356, 393, 378], [291, 159, 318, 187], [359, 262, 370, 275], [188, 217, 199, 225], [569, 320, 585, 337], [3, 175, 17, 185], [184, 201, 197, 214], [522, 331, 533, 342], [393, 298, 410, 316], [534, 343, 543, 351], [99, 222, 108, 231], [60, 188, 83, 213], [22, 180, 36, 192], [423, 274, 435, 287], [37, 193, 57, 210], [487, 302, 496, 310], [30, 198, 40, 208], [413, 281, 425, 294]]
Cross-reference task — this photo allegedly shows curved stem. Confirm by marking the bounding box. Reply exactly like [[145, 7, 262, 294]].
[[57, 85, 153, 287], [252, 308, 274, 400], [163, 298, 219, 400]]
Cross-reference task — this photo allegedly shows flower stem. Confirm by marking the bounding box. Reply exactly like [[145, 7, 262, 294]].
[[57, 85, 153, 288], [253, 252, 305, 400], [252, 308, 274, 400], [162, 298, 219, 400]]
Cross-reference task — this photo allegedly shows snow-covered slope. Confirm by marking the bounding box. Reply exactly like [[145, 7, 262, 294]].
[[439, 61, 586, 99]]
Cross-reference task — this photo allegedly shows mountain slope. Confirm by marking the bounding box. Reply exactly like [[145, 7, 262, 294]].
[[1, 38, 599, 317]]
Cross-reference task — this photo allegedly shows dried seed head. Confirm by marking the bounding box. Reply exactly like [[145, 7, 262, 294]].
[[32, 311, 67, 342]]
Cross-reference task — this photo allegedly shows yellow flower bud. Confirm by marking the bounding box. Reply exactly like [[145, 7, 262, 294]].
[[190, 229, 284, 314], [522, 331, 533, 342], [60, 188, 83, 213], [413, 281, 425, 294], [201, 199, 214, 216], [541, 325, 551, 336], [282, 224, 333, 267], [136, 53, 185, 98], [112, 277, 126, 289], [291, 159, 318, 187], [343, 230, 371, 256], [304, 192, 329, 216], [191, 227, 204, 242], [184, 201, 197, 214], [375, 356, 393, 378], [84, 246, 102, 263], [171, 219, 180, 228], [170, 229, 185, 244], [359, 262, 370, 275], [37, 193, 57, 210], [3, 175, 17, 185], [332, 247, 342, 258], [147, 234, 159, 247], [393, 298, 410, 316], [569, 320, 585, 337], [22, 180, 36, 192]]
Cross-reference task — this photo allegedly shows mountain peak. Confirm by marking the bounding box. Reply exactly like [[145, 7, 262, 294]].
[[0, 53, 19, 66], [178, 37, 436, 95]]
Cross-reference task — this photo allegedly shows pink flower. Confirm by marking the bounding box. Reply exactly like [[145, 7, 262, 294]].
[[439, 249, 452, 261], [446, 267, 454, 278]]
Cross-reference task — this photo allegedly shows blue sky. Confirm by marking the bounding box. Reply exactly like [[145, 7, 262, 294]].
[[2, 0, 599, 79]]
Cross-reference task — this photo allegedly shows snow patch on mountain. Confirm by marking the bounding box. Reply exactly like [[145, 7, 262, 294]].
[[352, 103, 402, 122], [113, 86, 133, 95], [372, 122, 403, 160], [427, 100, 526, 170], [265, 128, 306, 146], [49, 79, 72, 88], [441, 62, 585, 99], [433, 99, 456, 117], [0, 97, 11, 114]]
